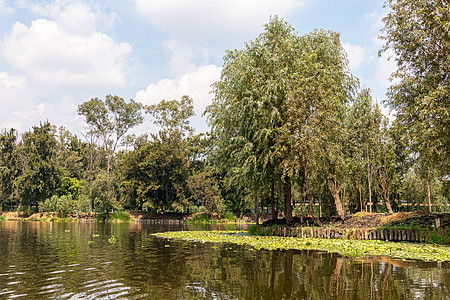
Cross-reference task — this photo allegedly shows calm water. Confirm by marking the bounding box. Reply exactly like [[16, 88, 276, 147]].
[[0, 221, 449, 299]]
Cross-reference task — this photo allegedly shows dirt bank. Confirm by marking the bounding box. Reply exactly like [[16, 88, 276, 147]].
[[261, 211, 450, 230]]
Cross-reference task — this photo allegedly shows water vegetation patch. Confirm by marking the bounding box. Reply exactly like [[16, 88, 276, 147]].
[[153, 230, 450, 262]]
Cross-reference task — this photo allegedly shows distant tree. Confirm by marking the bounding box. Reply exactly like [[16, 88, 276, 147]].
[[78, 95, 144, 211], [0, 129, 21, 210], [120, 96, 194, 212], [16, 122, 60, 208], [346, 89, 383, 212]]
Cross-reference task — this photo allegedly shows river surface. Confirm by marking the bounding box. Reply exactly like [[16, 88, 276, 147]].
[[0, 221, 449, 299]]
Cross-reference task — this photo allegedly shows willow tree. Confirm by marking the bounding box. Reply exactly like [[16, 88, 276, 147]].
[[346, 89, 383, 212], [381, 0, 450, 175], [282, 30, 358, 219], [206, 17, 298, 223], [207, 17, 358, 223]]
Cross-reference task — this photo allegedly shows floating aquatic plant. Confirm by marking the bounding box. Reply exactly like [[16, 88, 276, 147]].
[[152, 231, 450, 262]]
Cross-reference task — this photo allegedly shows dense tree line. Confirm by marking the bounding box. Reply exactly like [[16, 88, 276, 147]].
[[0, 3, 448, 220]]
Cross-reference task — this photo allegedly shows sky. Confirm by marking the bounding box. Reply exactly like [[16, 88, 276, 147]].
[[0, 0, 396, 137]]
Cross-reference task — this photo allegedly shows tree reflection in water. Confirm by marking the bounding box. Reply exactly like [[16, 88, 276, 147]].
[[0, 221, 448, 299]]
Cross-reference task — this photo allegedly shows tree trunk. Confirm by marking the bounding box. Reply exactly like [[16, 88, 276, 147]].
[[427, 177, 432, 213], [367, 147, 372, 213], [359, 185, 363, 213], [368, 165, 372, 213], [328, 178, 344, 219], [271, 177, 277, 220], [254, 194, 260, 225], [378, 170, 393, 213], [283, 177, 292, 224], [303, 149, 320, 225]]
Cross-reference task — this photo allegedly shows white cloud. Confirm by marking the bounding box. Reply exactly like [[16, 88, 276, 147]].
[[29, 0, 118, 34], [375, 49, 398, 89], [1, 19, 131, 90], [342, 42, 370, 71], [0, 1, 131, 92], [134, 0, 304, 41], [0, 72, 83, 133], [135, 64, 222, 132], [0, 0, 13, 14], [0, 72, 38, 132]]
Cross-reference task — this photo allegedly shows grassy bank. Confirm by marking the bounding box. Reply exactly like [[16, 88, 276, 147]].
[[152, 230, 450, 262]]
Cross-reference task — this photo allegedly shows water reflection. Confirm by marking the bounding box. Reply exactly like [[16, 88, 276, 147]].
[[0, 221, 448, 299]]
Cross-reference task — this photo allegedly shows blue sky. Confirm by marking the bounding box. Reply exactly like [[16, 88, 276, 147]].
[[0, 0, 395, 136]]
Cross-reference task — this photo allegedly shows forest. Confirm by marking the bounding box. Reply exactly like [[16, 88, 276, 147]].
[[0, 1, 448, 221]]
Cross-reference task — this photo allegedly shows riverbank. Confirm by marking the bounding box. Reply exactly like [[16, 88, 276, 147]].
[[0, 211, 253, 223], [153, 230, 450, 262]]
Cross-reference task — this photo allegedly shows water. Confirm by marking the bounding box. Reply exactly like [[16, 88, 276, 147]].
[[0, 221, 449, 299]]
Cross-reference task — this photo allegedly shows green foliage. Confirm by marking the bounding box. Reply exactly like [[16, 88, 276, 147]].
[[425, 229, 450, 245], [187, 168, 223, 213], [154, 230, 450, 262], [60, 177, 80, 200], [224, 211, 236, 222], [54, 195, 73, 218], [111, 210, 130, 222], [0, 215, 5, 221], [381, 0, 450, 174], [188, 213, 210, 224], [247, 225, 261, 236], [16, 122, 61, 207]]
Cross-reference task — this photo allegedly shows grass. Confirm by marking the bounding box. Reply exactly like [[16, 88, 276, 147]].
[[152, 230, 450, 262], [187, 213, 210, 224], [111, 211, 131, 222]]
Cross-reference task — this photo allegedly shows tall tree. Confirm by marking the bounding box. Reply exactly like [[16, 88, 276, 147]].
[[121, 96, 194, 212], [16, 122, 60, 208], [78, 95, 144, 210], [346, 89, 383, 212], [381, 0, 450, 174], [282, 29, 358, 219], [207, 17, 301, 223], [0, 129, 21, 210]]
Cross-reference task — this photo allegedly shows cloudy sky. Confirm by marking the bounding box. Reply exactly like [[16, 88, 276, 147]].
[[0, 0, 395, 136]]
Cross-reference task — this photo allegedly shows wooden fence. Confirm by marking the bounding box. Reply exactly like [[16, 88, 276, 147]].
[[261, 226, 430, 243]]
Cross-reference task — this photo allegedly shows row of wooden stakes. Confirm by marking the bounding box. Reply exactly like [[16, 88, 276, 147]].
[[261, 226, 431, 243]]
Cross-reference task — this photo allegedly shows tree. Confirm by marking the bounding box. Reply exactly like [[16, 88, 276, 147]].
[[346, 89, 383, 212], [120, 97, 195, 212], [16, 122, 60, 208], [78, 95, 144, 211], [207, 17, 302, 223], [281, 29, 358, 219], [0, 129, 21, 210], [381, 0, 450, 174]]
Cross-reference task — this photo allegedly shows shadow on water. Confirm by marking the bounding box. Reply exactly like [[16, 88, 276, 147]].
[[0, 220, 448, 299]]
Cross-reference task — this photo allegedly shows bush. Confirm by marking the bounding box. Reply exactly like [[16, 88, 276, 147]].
[[111, 211, 131, 222], [55, 195, 73, 218], [225, 211, 236, 222], [426, 228, 450, 245], [247, 225, 261, 236], [188, 213, 210, 224]]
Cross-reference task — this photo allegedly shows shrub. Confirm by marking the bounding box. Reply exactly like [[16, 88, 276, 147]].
[[55, 195, 73, 218], [188, 213, 210, 224], [247, 225, 261, 236], [111, 211, 131, 222], [426, 228, 450, 245], [225, 211, 236, 222]]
